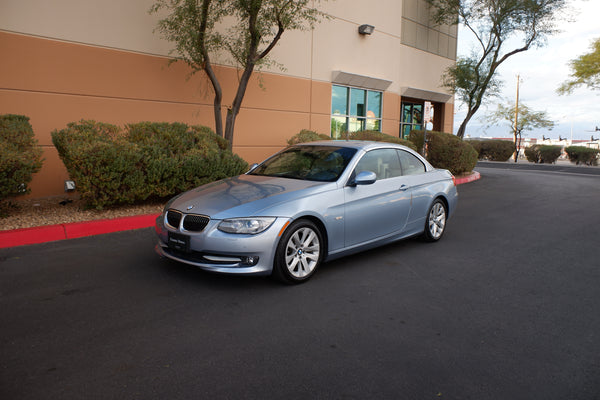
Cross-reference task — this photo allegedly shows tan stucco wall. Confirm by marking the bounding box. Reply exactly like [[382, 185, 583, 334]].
[[0, 31, 334, 197]]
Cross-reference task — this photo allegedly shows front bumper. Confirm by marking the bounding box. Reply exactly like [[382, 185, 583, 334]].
[[154, 214, 290, 276]]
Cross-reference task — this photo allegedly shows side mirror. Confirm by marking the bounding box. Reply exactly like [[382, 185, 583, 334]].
[[247, 163, 259, 173], [353, 170, 377, 186]]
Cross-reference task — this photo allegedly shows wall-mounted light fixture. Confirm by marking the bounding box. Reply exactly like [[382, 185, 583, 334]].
[[358, 24, 375, 35], [64, 180, 76, 192]]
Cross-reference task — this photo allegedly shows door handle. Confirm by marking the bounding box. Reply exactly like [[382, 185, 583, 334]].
[[399, 184, 409, 191]]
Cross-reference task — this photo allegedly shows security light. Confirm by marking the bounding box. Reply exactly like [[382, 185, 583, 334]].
[[64, 180, 76, 192], [358, 24, 375, 35]]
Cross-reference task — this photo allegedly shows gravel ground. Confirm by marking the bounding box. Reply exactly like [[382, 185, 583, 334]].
[[0, 196, 164, 231]]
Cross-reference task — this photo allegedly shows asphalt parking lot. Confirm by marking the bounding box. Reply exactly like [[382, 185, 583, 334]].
[[1, 164, 599, 399]]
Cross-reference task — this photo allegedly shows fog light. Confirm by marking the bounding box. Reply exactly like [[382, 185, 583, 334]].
[[241, 256, 259, 266]]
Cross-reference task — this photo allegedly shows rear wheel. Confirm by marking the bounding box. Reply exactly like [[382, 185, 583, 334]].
[[273, 220, 323, 284], [422, 199, 447, 242]]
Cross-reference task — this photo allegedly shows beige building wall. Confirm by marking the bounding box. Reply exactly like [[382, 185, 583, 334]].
[[0, 0, 173, 56], [1, 0, 456, 199]]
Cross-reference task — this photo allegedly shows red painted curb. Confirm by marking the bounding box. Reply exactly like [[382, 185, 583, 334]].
[[455, 171, 480, 185], [65, 214, 159, 239], [0, 214, 159, 249], [0, 224, 66, 249]]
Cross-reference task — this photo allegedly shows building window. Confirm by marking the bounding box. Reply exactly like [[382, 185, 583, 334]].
[[401, 0, 457, 60], [400, 102, 423, 139], [331, 85, 382, 139]]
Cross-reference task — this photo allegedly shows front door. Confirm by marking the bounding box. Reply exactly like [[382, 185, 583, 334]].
[[343, 149, 412, 248]]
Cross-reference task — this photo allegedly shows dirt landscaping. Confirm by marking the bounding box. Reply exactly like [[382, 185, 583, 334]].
[[0, 196, 164, 231]]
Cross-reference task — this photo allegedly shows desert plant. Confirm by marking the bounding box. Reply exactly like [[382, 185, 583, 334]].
[[0, 115, 44, 212], [408, 130, 478, 175], [468, 139, 515, 161], [348, 130, 417, 151], [52, 120, 248, 209], [564, 146, 599, 166], [52, 121, 145, 208], [524, 145, 562, 164], [287, 129, 418, 152], [287, 129, 331, 145]]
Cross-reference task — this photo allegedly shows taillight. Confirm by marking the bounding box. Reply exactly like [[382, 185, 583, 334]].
[[451, 174, 456, 186]]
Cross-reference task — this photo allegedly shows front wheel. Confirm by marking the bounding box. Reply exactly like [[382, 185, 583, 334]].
[[422, 199, 447, 242], [273, 220, 323, 284]]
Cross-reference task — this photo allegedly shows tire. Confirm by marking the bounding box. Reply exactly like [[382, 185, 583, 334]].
[[273, 220, 323, 284], [422, 199, 447, 242]]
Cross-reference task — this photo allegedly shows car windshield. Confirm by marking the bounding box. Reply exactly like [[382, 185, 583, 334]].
[[249, 145, 357, 182]]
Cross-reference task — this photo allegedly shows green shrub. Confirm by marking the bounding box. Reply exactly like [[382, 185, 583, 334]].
[[0, 115, 43, 207], [524, 146, 537, 162], [468, 139, 514, 161], [52, 121, 145, 208], [564, 146, 599, 166], [524, 145, 562, 164], [408, 130, 478, 175], [125, 122, 246, 198], [348, 130, 417, 151], [287, 129, 418, 152], [287, 129, 331, 145], [52, 120, 248, 209]]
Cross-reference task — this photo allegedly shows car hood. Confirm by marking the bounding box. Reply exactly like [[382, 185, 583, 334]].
[[168, 174, 332, 219]]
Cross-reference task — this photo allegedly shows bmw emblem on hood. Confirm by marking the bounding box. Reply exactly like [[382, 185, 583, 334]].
[[186, 205, 194, 211]]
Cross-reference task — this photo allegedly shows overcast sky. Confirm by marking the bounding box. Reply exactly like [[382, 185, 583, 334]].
[[454, 0, 599, 141]]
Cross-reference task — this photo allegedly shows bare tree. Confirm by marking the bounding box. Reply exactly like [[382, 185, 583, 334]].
[[427, 0, 568, 138], [151, 0, 326, 147]]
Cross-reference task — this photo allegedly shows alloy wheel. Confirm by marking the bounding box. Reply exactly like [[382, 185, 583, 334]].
[[284, 227, 321, 279], [428, 201, 446, 240]]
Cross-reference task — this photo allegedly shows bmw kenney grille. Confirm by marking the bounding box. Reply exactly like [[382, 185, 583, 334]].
[[166, 210, 210, 232]]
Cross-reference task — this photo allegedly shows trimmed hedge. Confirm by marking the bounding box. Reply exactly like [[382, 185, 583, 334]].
[[408, 130, 478, 175], [0, 114, 43, 205], [52, 121, 248, 209], [287, 129, 417, 151], [468, 139, 514, 161], [348, 131, 417, 151], [524, 145, 562, 164], [287, 129, 331, 145], [564, 146, 599, 166]]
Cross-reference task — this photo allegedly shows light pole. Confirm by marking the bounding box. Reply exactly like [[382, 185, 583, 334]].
[[513, 74, 520, 162]]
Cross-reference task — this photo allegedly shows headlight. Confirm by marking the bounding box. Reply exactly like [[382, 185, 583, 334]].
[[218, 217, 276, 234]]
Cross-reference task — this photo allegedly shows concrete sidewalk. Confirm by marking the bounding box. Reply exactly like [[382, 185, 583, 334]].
[[0, 172, 480, 249]]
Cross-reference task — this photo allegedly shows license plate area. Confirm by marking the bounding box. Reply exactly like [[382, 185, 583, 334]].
[[168, 232, 191, 253]]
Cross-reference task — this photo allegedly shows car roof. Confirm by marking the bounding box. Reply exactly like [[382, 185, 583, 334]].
[[295, 140, 400, 149], [294, 140, 410, 151]]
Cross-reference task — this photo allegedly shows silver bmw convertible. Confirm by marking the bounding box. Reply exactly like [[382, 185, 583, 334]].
[[155, 141, 458, 283]]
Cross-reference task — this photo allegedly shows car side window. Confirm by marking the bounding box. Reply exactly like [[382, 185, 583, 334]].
[[354, 149, 402, 180], [398, 150, 426, 175]]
